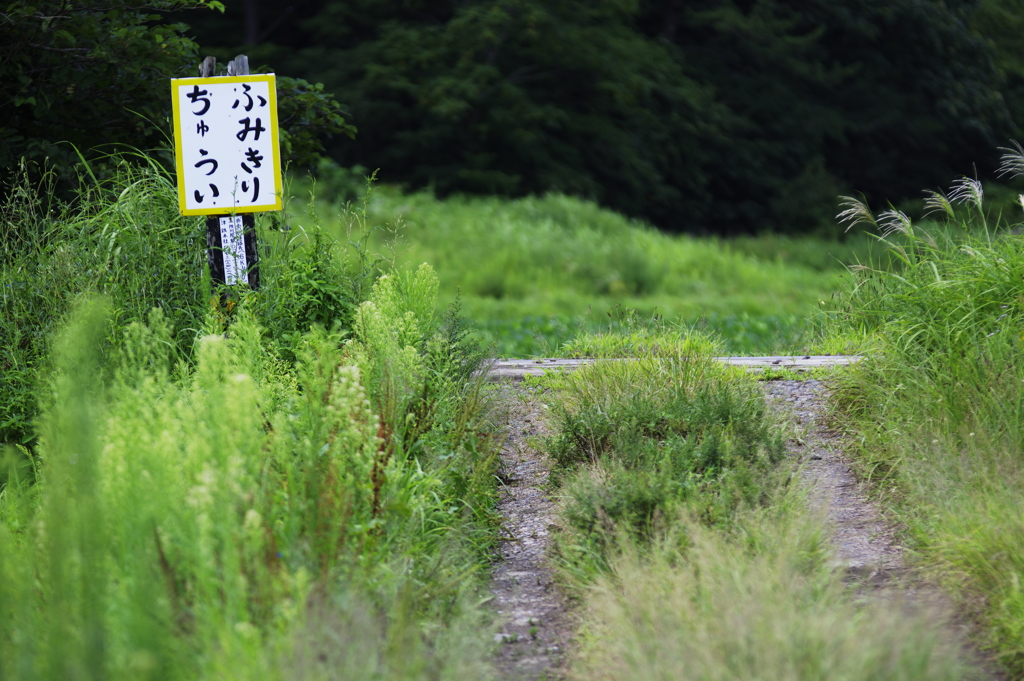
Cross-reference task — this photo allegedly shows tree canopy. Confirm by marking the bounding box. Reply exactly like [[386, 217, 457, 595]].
[[0, 0, 352, 192], [1, 0, 205, 184], [7, 0, 1019, 234]]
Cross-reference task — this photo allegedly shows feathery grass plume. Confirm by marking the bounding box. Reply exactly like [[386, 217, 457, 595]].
[[997, 140, 1024, 179], [948, 177, 984, 211], [877, 209, 913, 238], [836, 196, 876, 232], [923, 190, 955, 220]]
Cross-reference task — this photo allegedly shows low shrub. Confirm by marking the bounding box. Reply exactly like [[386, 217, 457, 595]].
[[543, 331, 784, 583]]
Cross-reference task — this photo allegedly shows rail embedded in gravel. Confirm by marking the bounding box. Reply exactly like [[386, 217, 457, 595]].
[[486, 355, 862, 381]]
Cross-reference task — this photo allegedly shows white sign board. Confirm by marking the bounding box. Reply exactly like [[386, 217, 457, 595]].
[[171, 74, 283, 215]]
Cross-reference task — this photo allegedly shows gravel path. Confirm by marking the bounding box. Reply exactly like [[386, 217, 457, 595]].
[[487, 372, 994, 680], [489, 384, 571, 681], [765, 379, 1001, 678], [763, 379, 906, 577]]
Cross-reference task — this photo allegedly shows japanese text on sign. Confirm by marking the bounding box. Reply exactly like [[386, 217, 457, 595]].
[[218, 215, 248, 285], [171, 74, 283, 215]]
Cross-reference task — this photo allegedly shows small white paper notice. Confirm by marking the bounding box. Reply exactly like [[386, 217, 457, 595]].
[[218, 215, 248, 285]]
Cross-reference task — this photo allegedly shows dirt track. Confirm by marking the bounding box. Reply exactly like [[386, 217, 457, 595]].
[[487, 364, 993, 680]]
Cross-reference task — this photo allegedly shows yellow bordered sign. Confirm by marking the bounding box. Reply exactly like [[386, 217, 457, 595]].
[[171, 74, 283, 215]]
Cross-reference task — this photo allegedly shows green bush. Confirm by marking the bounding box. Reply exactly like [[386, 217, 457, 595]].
[[823, 161, 1024, 676], [544, 335, 784, 583], [0, 263, 496, 678]]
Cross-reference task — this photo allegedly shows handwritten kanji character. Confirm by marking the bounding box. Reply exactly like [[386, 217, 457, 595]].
[[186, 85, 211, 116]]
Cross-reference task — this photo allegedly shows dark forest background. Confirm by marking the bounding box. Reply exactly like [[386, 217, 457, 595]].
[[5, 0, 1024, 235]]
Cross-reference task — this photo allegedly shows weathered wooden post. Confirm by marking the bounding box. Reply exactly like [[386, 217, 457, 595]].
[[170, 55, 283, 291]]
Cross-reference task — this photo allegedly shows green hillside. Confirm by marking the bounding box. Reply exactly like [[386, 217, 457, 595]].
[[295, 183, 863, 355]]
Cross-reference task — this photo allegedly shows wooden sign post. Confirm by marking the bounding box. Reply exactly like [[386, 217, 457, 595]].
[[170, 55, 283, 290]]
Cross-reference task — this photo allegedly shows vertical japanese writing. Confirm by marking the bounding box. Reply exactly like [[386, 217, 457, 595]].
[[218, 215, 248, 285], [172, 74, 280, 215]]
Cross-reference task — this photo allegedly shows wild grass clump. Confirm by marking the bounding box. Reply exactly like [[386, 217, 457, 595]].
[[569, 505, 977, 681], [542, 329, 784, 583], [297, 186, 846, 355], [0, 159, 500, 679], [822, 150, 1024, 675]]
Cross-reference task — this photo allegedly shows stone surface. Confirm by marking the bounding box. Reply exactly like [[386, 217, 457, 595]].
[[489, 383, 572, 681]]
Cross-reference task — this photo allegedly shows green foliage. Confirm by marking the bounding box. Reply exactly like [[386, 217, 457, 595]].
[[250, 185, 381, 361], [0, 1, 354, 193], [274, 76, 357, 174], [971, 0, 1024, 138], [543, 337, 784, 582], [0, 241, 497, 678], [184, 0, 1012, 235], [0, 0, 207, 186], [0, 157, 207, 445], [298, 187, 843, 357], [653, 0, 1009, 232], [822, 158, 1024, 676], [0, 157, 382, 447]]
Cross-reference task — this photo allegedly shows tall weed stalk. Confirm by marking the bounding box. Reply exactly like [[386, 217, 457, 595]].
[[825, 159, 1024, 675], [0, 162, 498, 679]]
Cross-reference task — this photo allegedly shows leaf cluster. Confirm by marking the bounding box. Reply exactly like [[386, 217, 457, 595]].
[[0, 0, 210, 187], [183, 0, 1014, 235]]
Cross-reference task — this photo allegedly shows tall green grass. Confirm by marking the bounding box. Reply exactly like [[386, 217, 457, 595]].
[[822, 166, 1024, 676], [294, 184, 859, 356], [537, 331, 980, 679], [0, 162, 501, 679]]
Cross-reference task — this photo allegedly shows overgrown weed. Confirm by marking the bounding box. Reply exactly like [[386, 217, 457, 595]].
[[542, 327, 785, 585], [0, 160, 500, 679], [822, 154, 1024, 675]]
